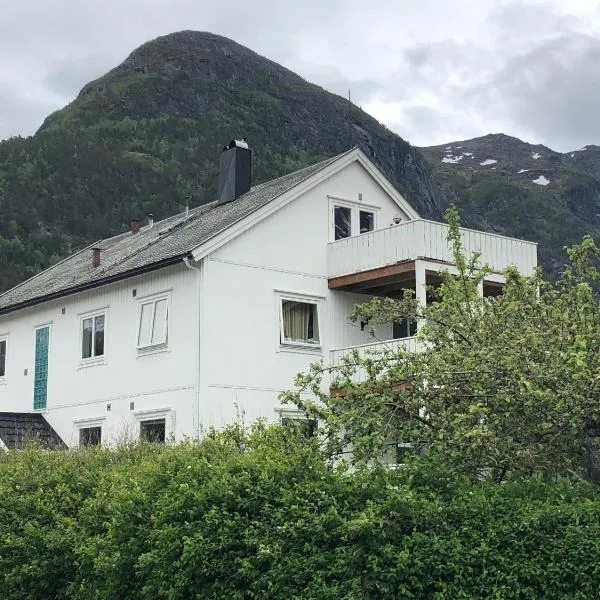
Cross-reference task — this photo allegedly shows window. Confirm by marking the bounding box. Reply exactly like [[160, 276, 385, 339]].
[[280, 299, 320, 346], [140, 418, 166, 443], [81, 314, 105, 360], [138, 297, 168, 348], [330, 199, 379, 241], [0, 339, 6, 378], [79, 426, 102, 447], [393, 318, 417, 339], [334, 205, 352, 240], [359, 210, 375, 234], [281, 416, 318, 439]]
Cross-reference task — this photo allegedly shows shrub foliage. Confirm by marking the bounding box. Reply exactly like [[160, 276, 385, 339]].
[[1, 426, 600, 599]]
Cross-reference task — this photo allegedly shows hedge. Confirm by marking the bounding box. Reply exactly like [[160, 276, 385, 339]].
[[1, 425, 599, 599]]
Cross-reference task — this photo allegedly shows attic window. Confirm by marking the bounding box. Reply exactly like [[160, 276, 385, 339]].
[[330, 198, 380, 241], [334, 205, 352, 240], [360, 210, 374, 234]]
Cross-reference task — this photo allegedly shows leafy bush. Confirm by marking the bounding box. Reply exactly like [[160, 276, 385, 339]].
[[1, 426, 600, 599]]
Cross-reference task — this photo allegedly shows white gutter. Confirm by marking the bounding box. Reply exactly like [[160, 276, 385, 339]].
[[183, 256, 203, 438]]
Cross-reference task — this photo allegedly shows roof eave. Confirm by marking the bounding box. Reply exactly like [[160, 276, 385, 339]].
[[0, 254, 187, 317]]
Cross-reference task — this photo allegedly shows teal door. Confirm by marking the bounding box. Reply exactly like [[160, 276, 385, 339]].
[[33, 326, 49, 410]]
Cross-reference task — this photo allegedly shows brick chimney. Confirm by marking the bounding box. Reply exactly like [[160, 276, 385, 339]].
[[131, 219, 141, 234], [92, 247, 101, 268]]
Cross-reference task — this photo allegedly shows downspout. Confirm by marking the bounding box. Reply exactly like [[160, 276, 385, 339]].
[[183, 256, 202, 439]]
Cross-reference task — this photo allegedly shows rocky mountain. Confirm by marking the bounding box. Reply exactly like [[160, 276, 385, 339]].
[[0, 31, 442, 292], [419, 134, 600, 274], [0, 31, 599, 292]]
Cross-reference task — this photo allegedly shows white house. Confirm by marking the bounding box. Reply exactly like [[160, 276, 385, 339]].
[[0, 142, 538, 448]]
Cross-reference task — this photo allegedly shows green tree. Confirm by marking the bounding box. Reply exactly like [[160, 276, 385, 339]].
[[282, 207, 600, 483]]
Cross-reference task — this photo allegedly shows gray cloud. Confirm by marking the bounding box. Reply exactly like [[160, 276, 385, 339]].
[[1, 0, 599, 151]]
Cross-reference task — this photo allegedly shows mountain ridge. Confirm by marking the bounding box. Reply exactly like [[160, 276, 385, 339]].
[[0, 31, 599, 291], [419, 132, 600, 272]]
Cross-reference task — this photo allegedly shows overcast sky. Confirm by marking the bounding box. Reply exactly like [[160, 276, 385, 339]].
[[1, 0, 599, 151]]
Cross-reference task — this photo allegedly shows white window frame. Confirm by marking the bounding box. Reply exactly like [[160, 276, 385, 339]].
[[134, 407, 175, 442], [275, 407, 318, 437], [277, 292, 322, 351], [73, 416, 106, 448], [79, 310, 106, 365], [0, 334, 7, 384], [329, 196, 379, 242], [137, 294, 169, 351]]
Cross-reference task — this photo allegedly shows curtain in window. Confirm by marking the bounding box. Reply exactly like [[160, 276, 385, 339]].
[[282, 301, 318, 343]]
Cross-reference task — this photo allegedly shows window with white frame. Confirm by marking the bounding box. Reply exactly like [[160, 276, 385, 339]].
[[331, 199, 377, 240], [81, 313, 105, 360], [140, 418, 166, 443], [334, 205, 352, 240], [280, 296, 320, 347], [277, 408, 318, 439], [359, 209, 375, 234], [137, 296, 169, 349], [79, 426, 102, 447], [0, 338, 6, 379]]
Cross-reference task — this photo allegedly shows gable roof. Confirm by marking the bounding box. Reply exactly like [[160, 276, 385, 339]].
[[0, 412, 66, 449], [0, 147, 417, 315]]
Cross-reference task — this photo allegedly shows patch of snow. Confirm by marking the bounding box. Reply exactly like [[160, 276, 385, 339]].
[[573, 146, 588, 152], [457, 146, 463, 149], [464, 152, 474, 157], [570, 153, 575, 158], [531, 152, 542, 160], [480, 159, 497, 166], [533, 175, 550, 186], [518, 169, 529, 173], [445, 146, 452, 150], [442, 155, 464, 164]]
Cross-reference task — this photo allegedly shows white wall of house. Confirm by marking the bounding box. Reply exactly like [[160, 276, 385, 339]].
[[0, 159, 414, 445], [198, 160, 402, 429], [0, 263, 198, 446]]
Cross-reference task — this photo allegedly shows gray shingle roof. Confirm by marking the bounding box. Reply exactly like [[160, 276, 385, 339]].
[[0, 412, 66, 449], [0, 151, 349, 314]]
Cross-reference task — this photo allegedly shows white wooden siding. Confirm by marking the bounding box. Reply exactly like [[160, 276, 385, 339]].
[[0, 263, 198, 445]]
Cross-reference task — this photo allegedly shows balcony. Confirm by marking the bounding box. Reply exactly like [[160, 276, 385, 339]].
[[327, 219, 537, 293], [329, 338, 419, 384]]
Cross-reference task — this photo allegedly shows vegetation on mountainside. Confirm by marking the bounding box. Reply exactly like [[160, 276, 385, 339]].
[[3, 32, 600, 292], [2, 427, 600, 599], [420, 135, 600, 275], [283, 208, 600, 483], [0, 31, 434, 293]]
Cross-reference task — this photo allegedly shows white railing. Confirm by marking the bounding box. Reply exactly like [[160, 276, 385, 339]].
[[327, 219, 537, 279], [329, 337, 419, 383]]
